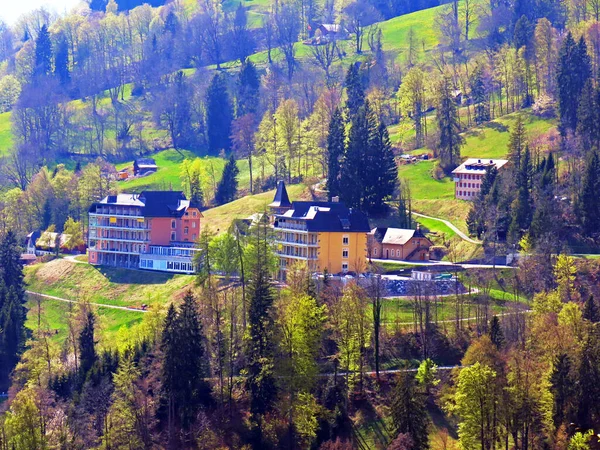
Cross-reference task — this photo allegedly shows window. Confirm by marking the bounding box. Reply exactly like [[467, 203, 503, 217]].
[[192, 211, 197, 217], [342, 249, 349, 258], [171, 220, 176, 229], [342, 235, 349, 245], [147, 260, 153, 268], [171, 232, 176, 241], [192, 222, 196, 228], [342, 263, 349, 272], [184, 227, 189, 234], [373, 248, 377, 256], [185, 212, 189, 216], [192, 234, 196, 240]]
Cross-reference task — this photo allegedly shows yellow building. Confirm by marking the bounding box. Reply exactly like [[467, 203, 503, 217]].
[[269, 181, 370, 279]]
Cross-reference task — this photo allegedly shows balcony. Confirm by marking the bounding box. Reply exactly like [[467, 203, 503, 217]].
[[94, 236, 150, 244], [274, 238, 318, 247], [90, 212, 145, 220], [91, 223, 149, 231], [274, 222, 308, 232], [276, 249, 318, 260], [88, 247, 140, 256]]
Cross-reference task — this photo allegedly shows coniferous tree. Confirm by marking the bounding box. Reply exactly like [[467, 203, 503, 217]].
[[34, 24, 53, 79], [576, 79, 599, 151], [577, 150, 600, 235], [550, 353, 575, 427], [78, 311, 97, 375], [576, 330, 600, 429], [488, 316, 505, 349], [364, 120, 398, 215], [557, 33, 591, 134], [215, 154, 239, 205], [245, 215, 277, 444], [470, 63, 489, 125], [0, 231, 26, 391], [340, 103, 371, 210], [509, 145, 532, 241], [345, 63, 365, 118], [326, 108, 345, 201], [583, 295, 599, 323], [390, 372, 430, 450], [206, 73, 233, 154], [54, 37, 70, 87], [237, 59, 260, 117], [436, 76, 463, 173], [161, 293, 211, 433], [508, 114, 527, 170]]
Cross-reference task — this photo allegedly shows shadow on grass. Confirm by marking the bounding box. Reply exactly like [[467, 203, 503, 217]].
[[93, 265, 180, 285], [484, 121, 509, 133], [428, 402, 458, 440]]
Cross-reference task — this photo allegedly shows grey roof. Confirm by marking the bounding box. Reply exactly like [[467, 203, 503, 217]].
[[452, 158, 509, 175]]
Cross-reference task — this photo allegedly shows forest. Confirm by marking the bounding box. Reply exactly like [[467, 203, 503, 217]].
[[2, 0, 600, 447]]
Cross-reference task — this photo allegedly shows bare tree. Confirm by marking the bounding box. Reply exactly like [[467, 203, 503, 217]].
[[231, 113, 257, 193], [460, 0, 478, 41], [309, 39, 338, 86], [342, 1, 380, 54], [275, 2, 302, 80]]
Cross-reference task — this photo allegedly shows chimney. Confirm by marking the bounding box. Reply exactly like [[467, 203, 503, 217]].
[[332, 196, 339, 203]]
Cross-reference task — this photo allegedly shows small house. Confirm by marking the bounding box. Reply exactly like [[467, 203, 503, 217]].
[[133, 158, 158, 176], [368, 227, 432, 261]]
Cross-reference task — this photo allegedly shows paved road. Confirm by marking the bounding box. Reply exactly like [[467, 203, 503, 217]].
[[413, 211, 481, 244], [26, 291, 148, 313], [371, 258, 515, 269]]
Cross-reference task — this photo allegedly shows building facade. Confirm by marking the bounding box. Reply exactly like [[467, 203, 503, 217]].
[[452, 158, 508, 200], [269, 181, 370, 279], [368, 227, 432, 261], [88, 191, 202, 274]]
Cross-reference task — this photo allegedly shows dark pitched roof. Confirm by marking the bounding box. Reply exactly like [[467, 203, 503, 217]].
[[139, 191, 189, 217], [276, 201, 370, 233], [134, 158, 157, 166], [89, 191, 193, 218], [269, 180, 292, 208]]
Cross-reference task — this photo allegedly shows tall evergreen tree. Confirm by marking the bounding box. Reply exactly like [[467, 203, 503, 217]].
[[215, 154, 239, 205], [34, 24, 53, 79], [488, 316, 505, 349], [340, 103, 373, 210], [237, 59, 260, 117], [509, 145, 532, 241], [326, 108, 345, 201], [78, 311, 97, 375], [0, 231, 26, 391], [583, 295, 599, 323], [345, 63, 365, 118], [245, 215, 277, 444], [577, 150, 600, 235], [557, 33, 591, 134], [54, 37, 70, 86], [508, 114, 527, 170], [550, 353, 575, 427], [363, 120, 398, 215], [436, 76, 463, 173], [470, 63, 489, 125], [206, 73, 233, 154], [161, 293, 211, 434], [576, 79, 600, 151], [390, 372, 430, 450]]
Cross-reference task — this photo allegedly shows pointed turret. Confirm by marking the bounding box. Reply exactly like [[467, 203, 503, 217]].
[[269, 180, 292, 215]]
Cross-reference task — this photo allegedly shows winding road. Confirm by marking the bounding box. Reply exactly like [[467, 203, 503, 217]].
[[26, 291, 148, 313]]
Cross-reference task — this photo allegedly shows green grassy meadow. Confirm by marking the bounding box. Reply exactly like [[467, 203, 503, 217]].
[[0, 112, 12, 157]]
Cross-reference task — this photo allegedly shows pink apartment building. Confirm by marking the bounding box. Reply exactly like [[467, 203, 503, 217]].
[[452, 158, 508, 200]]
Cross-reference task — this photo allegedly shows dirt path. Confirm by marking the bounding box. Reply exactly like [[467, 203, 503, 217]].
[[26, 291, 148, 313], [413, 211, 481, 245]]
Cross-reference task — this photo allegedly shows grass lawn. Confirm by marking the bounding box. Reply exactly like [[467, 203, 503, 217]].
[[25, 259, 195, 308], [25, 297, 145, 345], [380, 295, 509, 325], [0, 111, 13, 157], [398, 160, 454, 200], [461, 111, 556, 159], [115, 148, 269, 194], [202, 183, 308, 233], [415, 216, 457, 238]]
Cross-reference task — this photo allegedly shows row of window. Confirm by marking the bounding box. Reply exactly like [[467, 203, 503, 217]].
[[461, 173, 483, 180], [172, 220, 198, 229], [166, 261, 194, 272], [457, 182, 480, 188], [457, 191, 476, 197]]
